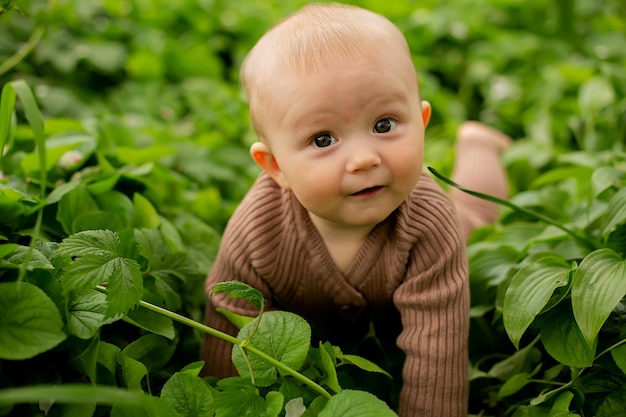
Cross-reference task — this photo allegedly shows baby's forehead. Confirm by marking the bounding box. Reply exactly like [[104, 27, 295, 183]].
[[244, 5, 410, 80]]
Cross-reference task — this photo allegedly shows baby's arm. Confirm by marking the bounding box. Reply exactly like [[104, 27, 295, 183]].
[[393, 195, 469, 417]]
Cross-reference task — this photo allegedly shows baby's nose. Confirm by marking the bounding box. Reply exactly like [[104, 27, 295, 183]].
[[346, 147, 382, 173]]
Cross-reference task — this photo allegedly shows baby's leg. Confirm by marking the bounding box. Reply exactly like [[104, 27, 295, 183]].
[[450, 121, 512, 241]]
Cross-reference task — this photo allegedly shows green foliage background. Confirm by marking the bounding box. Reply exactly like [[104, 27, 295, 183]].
[[1, 0, 625, 416]]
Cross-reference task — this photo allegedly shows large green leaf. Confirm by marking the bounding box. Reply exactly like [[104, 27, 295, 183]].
[[503, 253, 573, 348], [232, 311, 311, 387], [57, 230, 143, 317], [161, 372, 214, 417], [540, 303, 596, 368], [212, 377, 269, 417], [0, 384, 177, 416], [318, 390, 397, 417], [0, 282, 66, 360], [571, 249, 626, 347]]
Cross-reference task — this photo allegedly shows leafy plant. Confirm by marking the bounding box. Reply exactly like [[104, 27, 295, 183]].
[[1, 1, 625, 417], [0, 81, 397, 415], [432, 148, 626, 415]]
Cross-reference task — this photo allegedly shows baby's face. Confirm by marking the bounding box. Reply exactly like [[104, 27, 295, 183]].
[[261, 48, 426, 231]]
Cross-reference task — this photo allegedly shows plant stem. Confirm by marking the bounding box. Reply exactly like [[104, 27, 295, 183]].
[[0, 26, 44, 77], [95, 285, 332, 399], [428, 167, 599, 250], [595, 337, 626, 360]]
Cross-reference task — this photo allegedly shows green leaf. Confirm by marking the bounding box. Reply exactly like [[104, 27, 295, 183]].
[[540, 303, 596, 368], [0, 384, 177, 416], [133, 193, 161, 228], [213, 377, 267, 417], [0, 245, 54, 271], [503, 253, 573, 348], [58, 230, 143, 317], [498, 373, 531, 399], [337, 354, 392, 378], [318, 390, 397, 417], [595, 386, 626, 417], [0, 83, 16, 167], [487, 344, 541, 381], [212, 281, 266, 311], [56, 185, 100, 234], [610, 343, 626, 374], [66, 289, 114, 339], [8, 80, 47, 196], [0, 282, 67, 360], [216, 307, 255, 329], [578, 76, 615, 112], [0, 243, 18, 258], [121, 334, 176, 372], [600, 188, 626, 237], [232, 311, 311, 387], [265, 391, 284, 417], [498, 373, 530, 398], [119, 354, 148, 391], [318, 342, 341, 394], [123, 307, 175, 340], [571, 249, 626, 347], [161, 372, 214, 417]]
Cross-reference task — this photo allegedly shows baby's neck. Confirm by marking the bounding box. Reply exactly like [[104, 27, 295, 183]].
[[308, 213, 375, 273]]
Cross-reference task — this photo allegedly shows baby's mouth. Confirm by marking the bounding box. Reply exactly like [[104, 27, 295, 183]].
[[350, 186, 384, 197]]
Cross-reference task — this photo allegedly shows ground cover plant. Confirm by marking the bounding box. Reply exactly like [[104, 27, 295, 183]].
[[1, 0, 625, 416]]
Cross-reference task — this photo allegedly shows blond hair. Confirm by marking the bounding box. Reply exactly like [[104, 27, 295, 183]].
[[240, 3, 416, 138]]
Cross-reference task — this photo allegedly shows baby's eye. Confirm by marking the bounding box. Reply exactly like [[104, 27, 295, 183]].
[[312, 133, 337, 148], [373, 118, 397, 134]]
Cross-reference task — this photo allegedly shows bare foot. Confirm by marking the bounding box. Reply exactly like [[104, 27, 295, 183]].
[[456, 121, 512, 154]]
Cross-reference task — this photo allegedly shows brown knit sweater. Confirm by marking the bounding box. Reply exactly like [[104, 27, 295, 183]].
[[202, 171, 469, 417]]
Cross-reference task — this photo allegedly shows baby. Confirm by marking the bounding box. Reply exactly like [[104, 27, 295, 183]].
[[201, 3, 510, 416]]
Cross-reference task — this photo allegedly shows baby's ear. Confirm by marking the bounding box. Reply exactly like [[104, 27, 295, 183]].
[[421, 100, 431, 128], [250, 142, 290, 189]]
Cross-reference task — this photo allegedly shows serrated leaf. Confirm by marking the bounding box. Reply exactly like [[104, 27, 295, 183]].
[[58, 230, 143, 317], [161, 372, 214, 417], [318, 390, 397, 417], [571, 249, 626, 347], [503, 253, 573, 348], [212, 281, 266, 311], [57, 229, 120, 258], [66, 290, 114, 339], [213, 377, 266, 417], [0, 282, 66, 360], [0, 245, 54, 271], [232, 311, 311, 387]]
